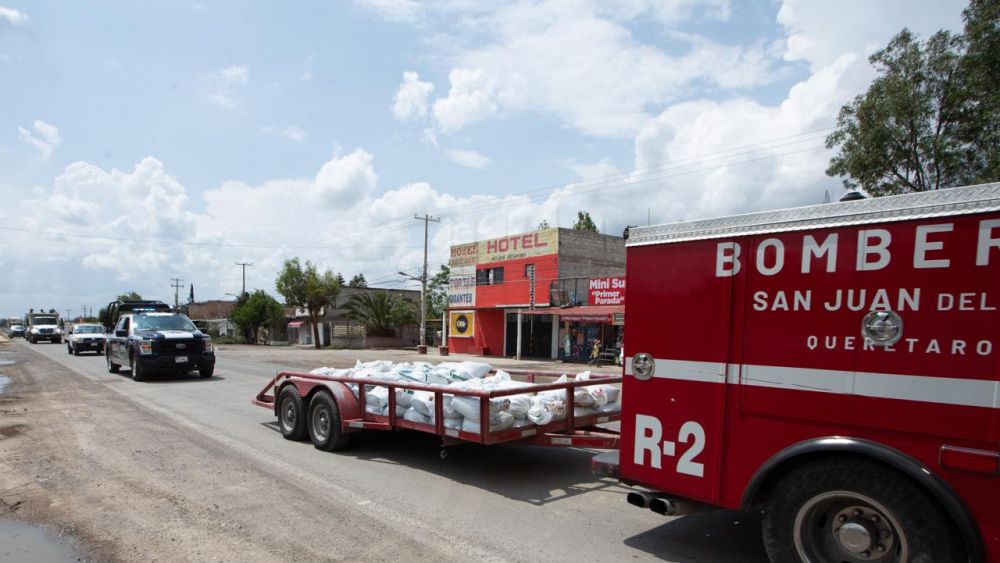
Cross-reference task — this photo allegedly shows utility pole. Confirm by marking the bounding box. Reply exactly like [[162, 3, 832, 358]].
[[170, 278, 184, 310], [414, 214, 440, 352], [236, 262, 253, 296]]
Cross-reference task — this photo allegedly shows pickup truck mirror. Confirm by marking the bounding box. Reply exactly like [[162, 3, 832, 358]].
[[115, 329, 127, 337]]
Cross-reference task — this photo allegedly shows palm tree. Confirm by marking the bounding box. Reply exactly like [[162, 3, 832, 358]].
[[344, 292, 416, 337]]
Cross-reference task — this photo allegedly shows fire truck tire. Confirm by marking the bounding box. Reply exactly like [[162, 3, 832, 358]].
[[762, 458, 964, 563], [277, 385, 307, 441], [307, 391, 350, 452]]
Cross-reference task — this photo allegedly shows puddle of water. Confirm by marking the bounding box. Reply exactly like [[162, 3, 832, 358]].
[[0, 375, 9, 394], [0, 520, 82, 562]]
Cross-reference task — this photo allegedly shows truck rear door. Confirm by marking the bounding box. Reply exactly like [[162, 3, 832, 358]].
[[620, 238, 735, 504]]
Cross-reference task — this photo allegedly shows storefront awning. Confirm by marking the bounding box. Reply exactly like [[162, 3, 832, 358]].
[[517, 305, 624, 324], [287, 321, 304, 328]]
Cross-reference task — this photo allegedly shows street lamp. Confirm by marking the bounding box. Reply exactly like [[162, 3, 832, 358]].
[[399, 270, 428, 353]]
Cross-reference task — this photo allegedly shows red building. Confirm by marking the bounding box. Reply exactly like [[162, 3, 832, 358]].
[[447, 227, 625, 361]]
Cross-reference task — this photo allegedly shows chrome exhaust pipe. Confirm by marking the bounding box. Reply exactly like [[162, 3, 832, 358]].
[[649, 497, 676, 515], [627, 491, 655, 508]]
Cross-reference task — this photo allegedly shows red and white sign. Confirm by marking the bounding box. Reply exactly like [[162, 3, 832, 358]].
[[589, 276, 625, 305]]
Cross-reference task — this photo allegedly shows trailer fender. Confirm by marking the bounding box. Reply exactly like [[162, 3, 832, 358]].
[[303, 380, 361, 423], [741, 436, 984, 563]]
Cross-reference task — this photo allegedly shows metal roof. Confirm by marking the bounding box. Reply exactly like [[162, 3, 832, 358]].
[[626, 182, 1000, 247]]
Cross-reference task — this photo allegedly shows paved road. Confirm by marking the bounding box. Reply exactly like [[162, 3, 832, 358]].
[[6, 339, 767, 562]]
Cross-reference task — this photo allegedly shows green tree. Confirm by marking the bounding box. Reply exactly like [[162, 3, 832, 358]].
[[118, 291, 143, 302], [345, 291, 416, 337], [334, 272, 346, 286], [826, 5, 999, 195], [230, 290, 284, 344], [275, 258, 341, 349], [538, 219, 550, 229], [348, 273, 368, 288], [427, 265, 450, 320], [573, 211, 598, 232]]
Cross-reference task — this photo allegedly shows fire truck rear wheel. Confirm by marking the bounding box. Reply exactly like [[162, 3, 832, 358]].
[[761, 458, 964, 563], [307, 391, 350, 452], [277, 385, 307, 441]]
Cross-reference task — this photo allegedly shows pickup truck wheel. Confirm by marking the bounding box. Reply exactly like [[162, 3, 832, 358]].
[[761, 458, 964, 563], [72, 343, 80, 356], [106, 350, 120, 373], [307, 391, 350, 452], [66, 342, 72, 355], [277, 385, 307, 441], [130, 355, 146, 382], [199, 365, 214, 379]]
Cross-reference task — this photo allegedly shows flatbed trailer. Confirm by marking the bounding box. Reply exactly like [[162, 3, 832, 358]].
[[254, 369, 622, 452]]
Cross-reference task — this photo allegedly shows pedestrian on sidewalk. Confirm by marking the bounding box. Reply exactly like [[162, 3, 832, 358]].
[[588, 338, 601, 366]]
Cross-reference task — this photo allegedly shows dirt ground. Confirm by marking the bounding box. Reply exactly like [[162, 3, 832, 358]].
[[0, 337, 490, 562]]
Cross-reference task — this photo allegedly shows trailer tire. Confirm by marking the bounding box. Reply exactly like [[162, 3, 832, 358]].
[[277, 385, 307, 441], [307, 391, 350, 452], [761, 457, 964, 563], [106, 350, 120, 373]]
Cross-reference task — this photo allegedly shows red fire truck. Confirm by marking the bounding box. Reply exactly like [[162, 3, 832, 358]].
[[613, 184, 999, 562]]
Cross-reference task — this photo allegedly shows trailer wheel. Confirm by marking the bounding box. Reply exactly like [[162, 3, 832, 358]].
[[106, 350, 120, 373], [307, 391, 350, 452], [277, 385, 307, 441], [761, 458, 964, 563]]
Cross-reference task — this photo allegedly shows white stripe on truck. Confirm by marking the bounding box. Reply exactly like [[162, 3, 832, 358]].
[[626, 358, 1000, 410]]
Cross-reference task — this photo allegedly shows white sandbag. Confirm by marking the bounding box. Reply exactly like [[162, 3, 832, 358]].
[[396, 405, 408, 417], [443, 416, 463, 430], [602, 385, 621, 403], [538, 374, 570, 401], [451, 395, 510, 421], [403, 407, 431, 424], [597, 401, 622, 414], [461, 411, 514, 433], [574, 388, 596, 407], [507, 394, 532, 420], [459, 361, 492, 379], [588, 385, 609, 408], [365, 386, 389, 408], [441, 395, 458, 418], [527, 396, 566, 425], [575, 406, 598, 418], [395, 388, 414, 408], [365, 403, 382, 415], [512, 418, 535, 429], [411, 390, 436, 417]]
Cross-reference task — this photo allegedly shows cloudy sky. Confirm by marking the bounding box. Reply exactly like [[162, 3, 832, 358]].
[[0, 0, 968, 317]]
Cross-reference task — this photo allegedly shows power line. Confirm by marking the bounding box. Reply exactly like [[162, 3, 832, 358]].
[[170, 278, 184, 310], [235, 262, 253, 295]]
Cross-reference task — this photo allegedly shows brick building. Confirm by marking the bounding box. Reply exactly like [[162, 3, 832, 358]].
[[447, 227, 626, 361]]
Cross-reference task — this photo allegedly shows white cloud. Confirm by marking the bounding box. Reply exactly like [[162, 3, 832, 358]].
[[354, 0, 420, 22], [208, 65, 250, 110], [300, 53, 315, 81], [444, 148, 491, 169], [423, 4, 777, 138], [281, 126, 305, 141], [432, 68, 499, 133], [17, 119, 62, 160], [0, 6, 29, 26], [392, 71, 435, 122]]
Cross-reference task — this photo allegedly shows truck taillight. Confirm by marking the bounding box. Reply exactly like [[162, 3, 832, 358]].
[[939, 445, 1000, 475]]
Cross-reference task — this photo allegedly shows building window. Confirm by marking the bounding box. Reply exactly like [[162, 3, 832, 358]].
[[477, 267, 505, 285]]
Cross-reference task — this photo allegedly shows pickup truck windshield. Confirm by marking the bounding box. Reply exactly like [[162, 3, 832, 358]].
[[33, 317, 57, 325], [74, 325, 104, 334], [134, 315, 197, 332]]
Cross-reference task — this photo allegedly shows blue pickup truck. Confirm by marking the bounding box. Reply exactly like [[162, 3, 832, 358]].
[[104, 300, 215, 381]]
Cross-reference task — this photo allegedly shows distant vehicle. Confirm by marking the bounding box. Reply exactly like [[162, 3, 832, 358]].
[[104, 300, 215, 381], [9, 325, 25, 338], [26, 311, 62, 344], [66, 323, 106, 356]]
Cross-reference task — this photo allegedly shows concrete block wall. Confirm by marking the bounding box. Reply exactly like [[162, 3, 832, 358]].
[[556, 228, 626, 279]]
